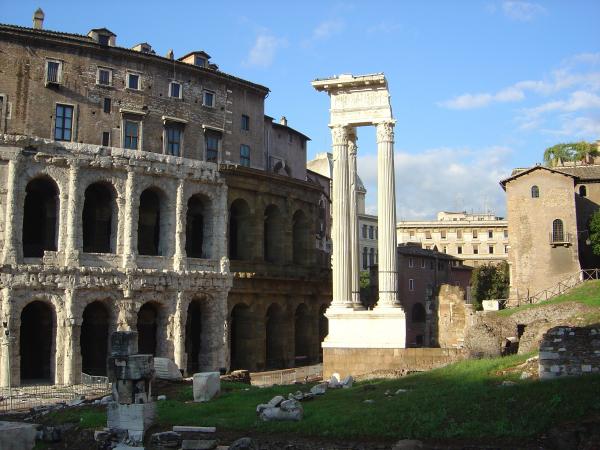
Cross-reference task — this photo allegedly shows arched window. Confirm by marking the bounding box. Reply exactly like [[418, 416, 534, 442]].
[[264, 205, 283, 263], [579, 185, 587, 197], [186, 195, 207, 258], [412, 303, 426, 323], [531, 185, 539, 198], [138, 189, 162, 255], [292, 210, 309, 265], [83, 182, 116, 254], [552, 219, 564, 243], [229, 199, 251, 260], [22, 177, 59, 257]]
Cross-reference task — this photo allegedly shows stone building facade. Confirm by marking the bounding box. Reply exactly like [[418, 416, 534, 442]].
[[0, 12, 330, 385]]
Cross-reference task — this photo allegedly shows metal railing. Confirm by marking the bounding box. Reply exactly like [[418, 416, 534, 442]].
[[525, 268, 600, 304], [250, 363, 323, 387]]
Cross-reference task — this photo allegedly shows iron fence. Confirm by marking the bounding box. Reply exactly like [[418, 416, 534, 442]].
[[525, 268, 600, 305], [250, 363, 323, 387]]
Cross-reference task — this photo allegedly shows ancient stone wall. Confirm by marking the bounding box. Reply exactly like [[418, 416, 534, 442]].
[[436, 284, 472, 348], [539, 325, 600, 379]]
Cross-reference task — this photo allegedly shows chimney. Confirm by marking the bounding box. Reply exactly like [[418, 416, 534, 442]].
[[33, 8, 44, 29], [280, 116, 287, 126], [166, 49, 174, 60]]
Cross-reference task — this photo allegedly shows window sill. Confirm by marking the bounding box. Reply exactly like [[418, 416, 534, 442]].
[[125, 87, 142, 92], [550, 242, 571, 248]]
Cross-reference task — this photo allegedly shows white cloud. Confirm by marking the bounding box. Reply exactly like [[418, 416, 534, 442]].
[[357, 146, 512, 219], [543, 116, 600, 138], [501, 1, 546, 21], [312, 19, 344, 40], [243, 31, 287, 68]]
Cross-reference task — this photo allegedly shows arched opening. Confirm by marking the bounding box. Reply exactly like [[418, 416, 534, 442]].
[[264, 205, 283, 263], [265, 303, 286, 369], [186, 195, 207, 258], [292, 210, 309, 265], [22, 177, 59, 257], [294, 303, 311, 366], [552, 219, 564, 243], [185, 299, 203, 375], [137, 302, 159, 355], [579, 185, 587, 197], [318, 304, 328, 362], [412, 303, 426, 323], [81, 301, 109, 376], [138, 188, 162, 256], [230, 303, 253, 370], [531, 185, 539, 198], [82, 182, 116, 253], [20, 301, 54, 382], [229, 199, 251, 260]]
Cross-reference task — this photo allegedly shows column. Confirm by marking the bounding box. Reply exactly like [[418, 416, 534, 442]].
[[63, 288, 82, 385], [0, 288, 15, 387], [330, 125, 353, 309], [376, 121, 401, 308], [122, 169, 138, 269], [348, 130, 364, 309], [173, 179, 187, 271], [172, 292, 186, 373], [1, 157, 22, 265], [64, 163, 82, 267]]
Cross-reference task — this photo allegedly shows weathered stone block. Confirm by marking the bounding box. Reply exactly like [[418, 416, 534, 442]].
[[108, 354, 154, 380], [111, 331, 138, 357], [154, 357, 183, 381], [0, 421, 38, 450], [193, 372, 220, 402], [106, 402, 156, 433]]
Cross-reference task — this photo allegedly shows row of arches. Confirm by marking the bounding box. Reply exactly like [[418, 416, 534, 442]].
[[22, 176, 211, 258], [229, 198, 311, 265]]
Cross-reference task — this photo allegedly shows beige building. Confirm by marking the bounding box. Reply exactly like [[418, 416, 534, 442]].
[[396, 211, 509, 267]]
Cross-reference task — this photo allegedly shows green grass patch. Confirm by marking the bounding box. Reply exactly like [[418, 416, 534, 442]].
[[45, 405, 106, 429], [495, 280, 600, 317]]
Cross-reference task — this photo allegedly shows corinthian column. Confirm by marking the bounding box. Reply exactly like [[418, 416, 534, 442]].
[[348, 130, 363, 309], [375, 121, 401, 308], [1, 157, 22, 265], [330, 125, 353, 309], [64, 162, 82, 267]]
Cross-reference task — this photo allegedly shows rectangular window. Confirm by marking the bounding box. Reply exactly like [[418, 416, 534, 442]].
[[240, 144, 250, 167], [102, 131, 110, 146], [425, 230, 432, 239], [441, 230, 446, 239], [488, 230, 493, 239], [205, 133, 219, 162], [362, 247, 368, 270], [504, 229, 508, 238], [203, 90, 215, 107], [54, 104, 73, 141], [127, 73, 140, 90], [97, 67, 112, 86], [241, 114, 250, 131], [103, 97, 111, 113], [456, 229, 462, 239], [124, 120, 140, 149], [457, 245, 462, 254], [165, 125, 182, 156], [443, 246, 447, 253], [505, 245, 509, 254], [421, 258, 426, 268], [409, 279, 414, 291], [46, 60, 61, 84], [473, 245, 479, 255], [169, 82, 182, 99], [408, 257, 414, 268], [409, 230, 415, 238], [98, 34, 110, 46], [472, 229, 478, 239], [369, 226, 374, 239], [489, 245, 494, 254], [195, 55, 206, 67], [362, 225, 368, 239]]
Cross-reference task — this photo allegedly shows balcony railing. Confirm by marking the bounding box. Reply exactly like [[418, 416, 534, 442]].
[[549, 232, 572, 246]]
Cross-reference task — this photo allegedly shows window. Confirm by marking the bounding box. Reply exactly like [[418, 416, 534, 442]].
[[408, 257, 414, 268], [441, 230, 446, 239], [531, 185, 539, 198], [362, 224, 368, 239], [408, 279, 415, 291], [473, 244, 479, 255], [369, 248, 375, 266], [202, 90, 215, 107], [457, 245, 462, 254], [504, 245, 509, 254], [205, 133, 219, 162], [103, 97, 111, 113], [127, 73, 140, 90], [169, 81, 182, 99], [165, 125, 182, 156], [123, 120, 140, 149], [456, 229, 462, 239], [425, 230, 432, 239], [195, 55, 206, 67], [375, 227, 378, 239], [409, 230, 415, 238], [488, 245, 494, 254], [362, 247, 368, 269], [240, 144, 250, 167], [98, 34, 110, 46], [46, 60, 61, 84], [101, 131, 110, 146], [54, 104, 73, 141], [472, 229, 478, 239], [421, 258, 426, 268], [488, 230, 493, 239], [241, 114, 250, 131], [97, 67, 112, 86], [552, 219, 564, 242], [443, 246, 447, 253], [504, 229, 508, 238], [369, 226, 374, 239], [579, 185, 587, 197]]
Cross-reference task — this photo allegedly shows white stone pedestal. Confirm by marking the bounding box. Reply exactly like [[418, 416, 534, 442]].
[[107, 402, 156, 442], [193, 372, 221, 402]]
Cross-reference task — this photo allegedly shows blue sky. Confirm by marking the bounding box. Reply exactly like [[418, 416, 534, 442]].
[[2, 0, 599, 219]]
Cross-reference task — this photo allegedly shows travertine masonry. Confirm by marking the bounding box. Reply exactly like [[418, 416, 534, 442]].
[[539, 326, 600, 379]]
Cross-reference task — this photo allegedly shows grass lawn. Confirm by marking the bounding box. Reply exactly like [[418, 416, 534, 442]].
[[49, 353, 600, 442], [495, 280, 600, 317]]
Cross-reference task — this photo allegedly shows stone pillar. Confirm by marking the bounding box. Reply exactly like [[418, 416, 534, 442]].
[[64, 163, 82, 267], [0, 288, 16, 387], [347, 130, 364, 309], [122, 169, 138, 269], [200, 289, 228, 372], [172, 292, 186, 373], [330, 125, 353, 309], [173, 179, 187, 271], [63, 288, 82, 385], [117, 297, 138, 332], [375, 121, 401, 308], [1, 157, 22, 265]]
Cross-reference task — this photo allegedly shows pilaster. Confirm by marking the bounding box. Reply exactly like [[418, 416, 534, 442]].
[[122, 169, 138, 269], [64, 162, 82, 267], [347, 130, 363, 309], [1, 157, 22, 265], [173, 179, 187, 271]]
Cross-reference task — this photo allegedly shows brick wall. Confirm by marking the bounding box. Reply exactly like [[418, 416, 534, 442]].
[[539, 325, 600, 379]]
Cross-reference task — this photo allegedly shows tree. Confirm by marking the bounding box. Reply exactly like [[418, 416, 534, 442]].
[[543, 141, 598, 167], [470, 261, 509, 310], [589, 210, 600, 257]]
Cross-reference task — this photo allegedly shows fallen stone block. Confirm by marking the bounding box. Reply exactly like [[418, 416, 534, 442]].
[[107, 402, 156, 433], [259, 405, 303, 421], [341, 375, 354, 388], [193, 372, 221, 402], [154, 357, 183, 381], [181, 439, 219, 449], [157, 395, 167, 401], [150, 431, 181, 448], [392, 439, 424, 450], [229, 437, 259, 450], [309, 382, 328, 395], [266, 395, 284, 407], [172, 426, 216, 433], [37, 425, 62, 442], [0, 421, 39, 450], [328, 373, 341, 388]]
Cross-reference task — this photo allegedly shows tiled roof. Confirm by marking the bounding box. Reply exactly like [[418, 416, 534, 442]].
[[553, 165, 600, 181], [396, 244, 459, 261]]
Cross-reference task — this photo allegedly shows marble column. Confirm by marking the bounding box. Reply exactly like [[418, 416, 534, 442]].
[[1, 157, 22, 265], [64, 163, 82, 267], [122, 169, 138, 269], [63, 288, 82, 385], [348, 130, 363, 309], [330, 125, 353, 309], [375, 121, 401, 308], [173, 178, 187, 271]]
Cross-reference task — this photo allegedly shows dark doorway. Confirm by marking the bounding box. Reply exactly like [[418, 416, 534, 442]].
[[185, 300, 203, 374], [318, 304, 328, 362], [22, 177, 58, 257], [138, 189, 161, 255], [292, 210, 309, 265], [137, 303, 158, 355], [264, 205, 283, 263], [229, 199, 251, 260], [230, 304, 253, 370], [20, 301, 53, 382], [80, 301, 109, 375], [294, 303, 311, 366], [265, 303, 286, 369], [82, 183, 114, 253], [186, 196, 205, 258]]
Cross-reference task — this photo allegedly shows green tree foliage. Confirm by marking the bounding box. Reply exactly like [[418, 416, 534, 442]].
[[359, 270, 371, 289], [543, 141, 598, 167], [589, 211, 600, 256], [470, 261, 510, 310]]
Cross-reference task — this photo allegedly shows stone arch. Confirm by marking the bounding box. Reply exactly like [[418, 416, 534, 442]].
[[292, 209, 310, 265], [137, 301, 163, 355], [294, 303, 311, 366], [20, 300, 56, 383], [229, 303, 253, 370], [186, 194, 211, 258], [318, 304, 328, 362], [22, 176, 59, 257], [185, 297, 212, 375], [138, 187, 168, 256], [80, 301, 110, 375], [265, 303, 286, 369], [264, 204, 284, 263], [82, 181, 118, 254], [229, 198, 252, 260]]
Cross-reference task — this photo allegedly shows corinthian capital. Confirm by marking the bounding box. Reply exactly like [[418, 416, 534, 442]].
[[330, 125, 350, 146], [376, 121, 395, 143]]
